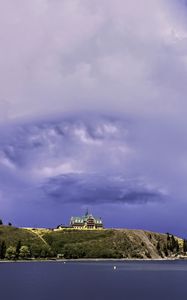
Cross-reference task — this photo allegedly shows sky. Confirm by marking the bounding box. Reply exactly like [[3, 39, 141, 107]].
[[0, 0, 187, 237]]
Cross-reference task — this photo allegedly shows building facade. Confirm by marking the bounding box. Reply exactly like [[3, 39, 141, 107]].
[[70, 211, 103, 229]]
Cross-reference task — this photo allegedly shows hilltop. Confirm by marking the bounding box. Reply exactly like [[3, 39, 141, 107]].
[[0, 226, 186, 260]]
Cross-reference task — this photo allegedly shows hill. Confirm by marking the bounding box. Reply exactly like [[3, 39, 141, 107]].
[[0, 226, 185, 260]]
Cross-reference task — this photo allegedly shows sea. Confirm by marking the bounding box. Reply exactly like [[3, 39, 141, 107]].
[[0, 260, 187, 300]]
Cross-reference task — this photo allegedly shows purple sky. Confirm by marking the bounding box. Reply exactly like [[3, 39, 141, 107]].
[[0, 0, 187, 237]]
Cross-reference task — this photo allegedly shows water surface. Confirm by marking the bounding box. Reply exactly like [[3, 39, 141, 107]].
[[0, 260, 187, 300]]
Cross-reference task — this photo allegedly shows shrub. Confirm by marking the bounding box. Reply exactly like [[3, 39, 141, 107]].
[[19, 246, 30, 259], [5, 246, 16, 260]]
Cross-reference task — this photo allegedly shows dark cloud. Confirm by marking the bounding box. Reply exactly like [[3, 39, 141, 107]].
[[42, 173, 163, 205], [0, 113, 185, 235], [0, 114, 165, 209]]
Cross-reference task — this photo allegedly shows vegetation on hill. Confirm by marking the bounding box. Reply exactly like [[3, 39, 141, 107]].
[[0, 226, 51, 259], [0, 226, 186, 260]]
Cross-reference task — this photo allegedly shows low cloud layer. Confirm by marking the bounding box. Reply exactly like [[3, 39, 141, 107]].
[[43, 174, 163, 205]]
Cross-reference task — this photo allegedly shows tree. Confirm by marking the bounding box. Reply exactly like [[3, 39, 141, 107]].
[[0, 219, 3, 225], [163, 245, 168, 257], [19, 246, 30, 259], [40, 245, 53, 258], [16, 240, 21, 259], [157, 241, 161, 251], [8, 222, 12, 226], [176, 240, 179, 253], [172, 235, 179, 252], [0, 241, 6, 259], [30, 245, 42, 258], [166, 234, 172, 251], [171, 235, 176, 250], [5, 246, 16, 260], [183, 239, 187, 253], [156, 241, 163, 257]]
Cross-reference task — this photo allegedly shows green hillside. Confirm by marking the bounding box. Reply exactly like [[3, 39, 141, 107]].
[[42, 228, 183, 259], [0, 226, 50, 258], [0, 226, 44, 247], [0, 226, 185, 260]]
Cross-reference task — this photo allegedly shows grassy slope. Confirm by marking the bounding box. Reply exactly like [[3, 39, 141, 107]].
[[0, 226, 183, 259], [41, 229, 183, 259], [0, 226, 45, 255]]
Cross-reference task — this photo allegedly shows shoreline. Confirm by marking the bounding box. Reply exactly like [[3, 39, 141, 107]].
[[0, 257, 185, 263]]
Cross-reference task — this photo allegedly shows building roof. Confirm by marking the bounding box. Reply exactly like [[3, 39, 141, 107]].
[[70, 212, 103, 224]]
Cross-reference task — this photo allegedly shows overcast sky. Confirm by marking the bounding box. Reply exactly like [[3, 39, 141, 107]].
[[0, 0, 187, 237]]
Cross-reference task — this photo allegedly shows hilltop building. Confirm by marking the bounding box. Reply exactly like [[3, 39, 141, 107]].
[[70, 210, 103, 230]]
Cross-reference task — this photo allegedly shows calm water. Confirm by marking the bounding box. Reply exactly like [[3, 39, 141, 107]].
[[0, 260, 187, 300]]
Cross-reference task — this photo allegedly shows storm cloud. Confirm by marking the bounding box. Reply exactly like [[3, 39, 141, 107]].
[[0, 1, 187, 235], [0, 115, 165, 207]]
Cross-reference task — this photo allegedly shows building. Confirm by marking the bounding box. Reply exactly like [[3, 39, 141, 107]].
[[70, 211, 103, 230]]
